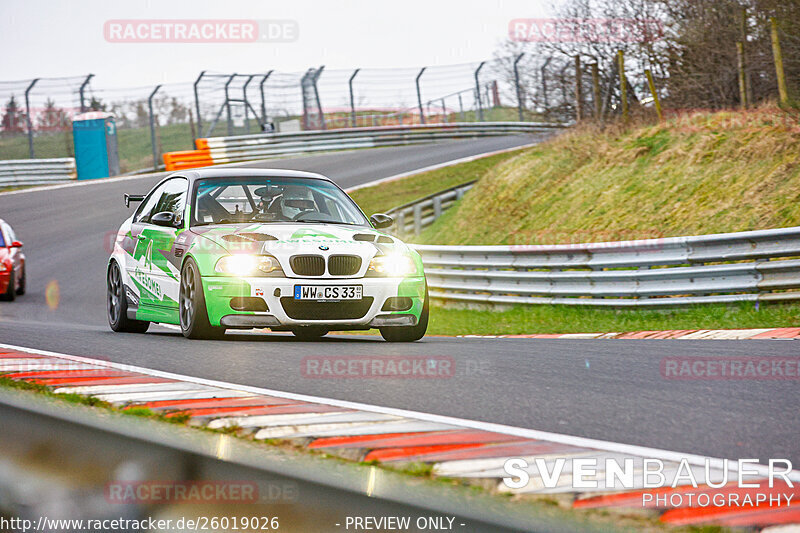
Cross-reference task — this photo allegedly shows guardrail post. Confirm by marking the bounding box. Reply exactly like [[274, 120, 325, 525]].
[[433, 196, 443, 220], [78, 74, 94, 113], [413, 204, 422, 235], [474, 61, 486, 121], [224, 74, 236, 135], [513, 53, 525, 121], [24, 78, 39, 159], [148, 85, 162, 171], [415, 67, 426, 125], [259, 70, 273, 126], [349, 68, 360, 128], [193, 71, 205, 141]]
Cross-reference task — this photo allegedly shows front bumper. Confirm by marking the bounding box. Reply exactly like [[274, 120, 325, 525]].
[[0, 271, 9, 295], [201, 275, 426, 329]]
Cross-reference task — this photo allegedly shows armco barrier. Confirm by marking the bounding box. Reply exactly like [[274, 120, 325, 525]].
[[163, 122, 562, 171], [0, 158, 77, 187], [387, 181, 476, 236], [413, 227, 800, 307]]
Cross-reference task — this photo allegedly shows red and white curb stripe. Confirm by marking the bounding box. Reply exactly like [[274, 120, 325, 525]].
[[459, 327, 800, 341], [1, 342, 798, 529]]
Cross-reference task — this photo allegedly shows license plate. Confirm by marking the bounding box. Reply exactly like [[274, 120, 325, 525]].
[[294, 285, 362, 301]]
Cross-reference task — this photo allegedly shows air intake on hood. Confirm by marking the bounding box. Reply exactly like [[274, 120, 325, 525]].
[[353, 234, 376, 242]]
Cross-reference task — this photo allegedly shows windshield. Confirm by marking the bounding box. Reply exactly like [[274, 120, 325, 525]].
[[192, 177, 369, 227]]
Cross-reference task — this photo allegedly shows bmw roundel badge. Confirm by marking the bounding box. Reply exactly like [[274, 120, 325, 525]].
[[319, 245, 329, 251]]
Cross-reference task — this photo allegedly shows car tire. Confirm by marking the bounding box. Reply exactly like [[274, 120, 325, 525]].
[[1, 270, 16, 301], [16, 265, 25, 295], [107, 261, 149, 333], [291, 326, 329, 340], [180, 258, 225, 340], [379, 286, 429, 342]]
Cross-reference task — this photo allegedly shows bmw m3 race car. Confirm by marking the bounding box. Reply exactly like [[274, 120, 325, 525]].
[[107, 169, 428, 341]]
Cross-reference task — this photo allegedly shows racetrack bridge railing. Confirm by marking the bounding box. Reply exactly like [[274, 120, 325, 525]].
[[412, 227, 800, 307], [162, 122, 564, 171]]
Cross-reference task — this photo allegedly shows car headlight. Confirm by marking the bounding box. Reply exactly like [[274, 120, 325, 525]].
[[367, 254, 419, 277], [0, 262, 6, 272], [214, 255, 283, 276]]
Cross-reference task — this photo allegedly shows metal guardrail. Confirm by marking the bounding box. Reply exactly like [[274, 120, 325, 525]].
[[387, 181, 476, 236], [412, 227, 800, 307], [164, 122, 564, 171], [0, 158, 77, 187]]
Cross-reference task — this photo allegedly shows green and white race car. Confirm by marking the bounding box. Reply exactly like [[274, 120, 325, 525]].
[[107, 169, 428, 341]]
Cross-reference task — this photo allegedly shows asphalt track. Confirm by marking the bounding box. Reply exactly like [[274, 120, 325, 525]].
[[0, 135, 798, 467]]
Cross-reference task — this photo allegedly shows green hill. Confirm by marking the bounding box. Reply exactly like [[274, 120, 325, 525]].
[[418, 107, 800, 245]]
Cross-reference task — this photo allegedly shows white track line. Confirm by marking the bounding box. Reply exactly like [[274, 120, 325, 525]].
[[1, 342, 797, 481]]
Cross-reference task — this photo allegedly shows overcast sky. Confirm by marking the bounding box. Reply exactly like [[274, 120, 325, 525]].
[[2, 0, 554, 90]]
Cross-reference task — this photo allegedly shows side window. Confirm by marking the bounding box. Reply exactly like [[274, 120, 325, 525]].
[[0, 225, 6, 247], [134, 178, 187, 224], [134, 183, 167, 224], [152, 178, 188, 224], [5, 224, 16, 243]]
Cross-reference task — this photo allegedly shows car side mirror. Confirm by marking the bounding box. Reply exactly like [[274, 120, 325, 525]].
[[370, 213, 394, 229], [10, 241, 22, 248], [125, 194, 145, 208], [151, 211, 178, 228]]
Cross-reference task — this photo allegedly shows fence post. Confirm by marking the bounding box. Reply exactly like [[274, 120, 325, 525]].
[[413, 204, 422, 235], [540, 58, 551, 111], [574, 55, 582, 122], [148, 85, 162, 171], [770, 17, 789, 106], [242, 75, 255, 134], [224, 74, 236, 135], [644, 69, 663, 121], [259, 70, 273, 127], [414, 67, 427, 125], [474, 61, 486, 121], [312, 66, 325, 130], [617, 51, 628, 121], [433, 196, 443, 220], [591, 63, 601, 119], [24, 78, 39, 159], [513, 53, 525, 121], [78, 74, 94, 113], [349, 68, 360, 128], [736, 42, 748, 109], [193, 71, 205, 140]]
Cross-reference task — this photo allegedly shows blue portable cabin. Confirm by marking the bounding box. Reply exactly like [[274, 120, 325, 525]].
[[72, 112, 120, 179]]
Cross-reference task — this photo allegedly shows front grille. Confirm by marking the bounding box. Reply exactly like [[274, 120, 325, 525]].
[[281, 297, 374, 320], [328, 255, 362, 276], [290, 255, 325, 276]]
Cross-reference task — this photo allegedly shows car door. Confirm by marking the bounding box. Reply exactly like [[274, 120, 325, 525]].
[[144, 177, 189, 310], [127, 178, 185, 310]]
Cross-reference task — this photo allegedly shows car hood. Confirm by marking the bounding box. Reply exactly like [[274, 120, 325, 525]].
[[191, 223, 407, 257]]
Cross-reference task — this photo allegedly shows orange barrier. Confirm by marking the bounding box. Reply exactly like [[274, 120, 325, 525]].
[[162, 148, 212, 171]]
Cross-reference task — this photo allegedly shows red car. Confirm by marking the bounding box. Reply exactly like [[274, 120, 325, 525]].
[[0, 219, 25, 301]]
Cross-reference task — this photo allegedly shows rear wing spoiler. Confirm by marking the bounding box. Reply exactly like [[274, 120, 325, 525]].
[[124, 194, 145, 208]]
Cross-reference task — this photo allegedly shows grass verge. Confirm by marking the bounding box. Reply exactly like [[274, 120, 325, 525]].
[[427, 302, 800, 336], [349, 150, 523, 216]]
